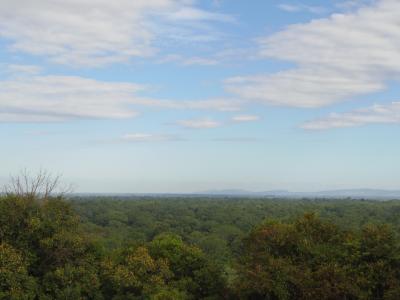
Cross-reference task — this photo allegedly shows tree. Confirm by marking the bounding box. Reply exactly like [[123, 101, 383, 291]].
[[0, 171, 100, 299], [40, 264, 103, 300], [0, 243, 36, 300], [234, 214, 362, 299], [149, 234, 226, 299], [234, 214, 400, 300], [3, 169, 71, 201], [101, 246, 172, 299]]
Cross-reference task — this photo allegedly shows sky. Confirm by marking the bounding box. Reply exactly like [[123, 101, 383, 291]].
[[1, 0, 400, 193]]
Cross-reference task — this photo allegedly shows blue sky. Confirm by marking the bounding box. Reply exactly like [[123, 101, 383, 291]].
[[1, 0, 399, 193]]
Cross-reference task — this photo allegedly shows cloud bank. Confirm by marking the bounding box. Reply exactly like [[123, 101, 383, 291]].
[[302, 102, 400, 130], [0, 75, 143, 122], [0, 66, 243, 122], [226, 0, 400, 108], [0, 0, 231, 67]]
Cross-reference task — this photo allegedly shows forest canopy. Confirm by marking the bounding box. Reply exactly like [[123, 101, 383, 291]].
[[1, 182, 400, 299]]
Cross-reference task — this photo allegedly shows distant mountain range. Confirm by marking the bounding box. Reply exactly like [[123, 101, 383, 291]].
[[69, 189, 400, 200], [197, 189, 400, 199]]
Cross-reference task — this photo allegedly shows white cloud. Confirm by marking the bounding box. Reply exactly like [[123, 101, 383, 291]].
[[0, 0, 231, 67], [231, 115, 260, 122], [173, 114, 259, 130], [226, 0, 400, 108], [180, 57, 219, 66], [158, 54, 219, 66], [131, 97, 243, 112], [165, 6, 234, 22], [5, 64, 42, 76], [337, 0, 376, 10], [0, 66, 243, 122], [181, 99, 242, 111], [158, 46, 257, 66], [176, 118, 222, 129], [0, 74, 144, 122], [226, 70, 383, 108], [121, 133, 183, 142], [212, 137, 260, 142], [302, 102, 400, 130], [277, 4, 326, 14]]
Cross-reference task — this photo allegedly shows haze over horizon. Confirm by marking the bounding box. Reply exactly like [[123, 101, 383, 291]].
[[1, 0, 400, 193]]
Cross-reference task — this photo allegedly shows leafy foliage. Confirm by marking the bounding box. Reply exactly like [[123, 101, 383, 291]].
[[2, 193, 400, 299], [234, 214, 400, 300], [0, 243, 36, 300]]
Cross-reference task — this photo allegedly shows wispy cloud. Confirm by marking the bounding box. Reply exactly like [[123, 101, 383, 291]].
[[0, 75, 144, 122], [121, 133, 184, 142], [126, 97, 243, 112], [173, 114, 260, 129], [164, 6, 234, 22], [302, 102, 400, 130], [0, 65, 244, 122], [176, 118, 222, 129], [0, 0, 232, 67], [4, 64, 42, 76], [277, 3, 326, 14], [158, 54, 219, 66], [231, 115, 260, 122], [212, 137, 260, 142], [337, 0, 376, 10], [158, 46, 258, 67], [226, 0, 400, 108]]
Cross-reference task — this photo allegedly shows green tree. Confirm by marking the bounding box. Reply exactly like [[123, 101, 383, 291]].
[[0, 171, 102, 299], [101, 246, 172, 299], [0, 243, 36, 300], [149, 234, 226, 299], [40, 264, 103, 300], [234, 214, 363, 299]]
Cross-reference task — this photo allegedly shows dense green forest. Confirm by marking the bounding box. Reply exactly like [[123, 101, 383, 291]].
[[2, 191, 400, 299], [73, 197, 400, 264]]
